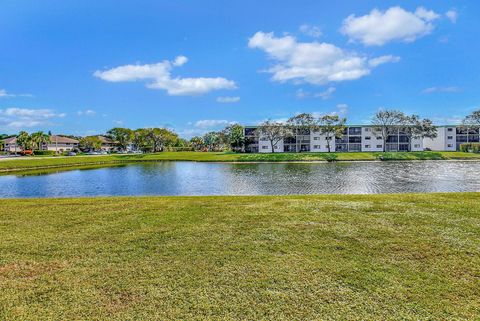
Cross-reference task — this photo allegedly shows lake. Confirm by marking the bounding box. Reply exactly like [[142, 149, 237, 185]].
[[0, 161, 479, 198]]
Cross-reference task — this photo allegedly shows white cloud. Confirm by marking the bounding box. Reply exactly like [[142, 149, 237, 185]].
[[422, 86, 460, 94], [0, 89, 34, 98], [315, 87, 336, 100], [0, 107, 65, 129], [446, 10, 458, 23], [94, 56, 236, 96], [311, 104, 349, 118], [216, 96, 240, 103], [248, 31, 398, 85], [336, 103, 348, 115], [296, 87, 336, 100], [194, 119, 235, 129], [341, 6, 440, 46], [0, 89, 12, 97], [77, 109, 97, 116], [368, 55, 401, 67], [299, 24, 322, 38]]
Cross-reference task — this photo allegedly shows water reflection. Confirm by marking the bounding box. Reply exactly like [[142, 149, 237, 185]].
[[0, 161, 479, 198]]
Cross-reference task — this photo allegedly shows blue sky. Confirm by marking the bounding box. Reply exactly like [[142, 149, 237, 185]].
[[1, 0, 479, 137]]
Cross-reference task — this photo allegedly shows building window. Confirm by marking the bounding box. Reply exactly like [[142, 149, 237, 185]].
[[377, 145, 382, 148], [447, 136, 453, 139], [365, 136, 371, 140], [313, 137, 319, 140], [262, 146, 268, 149], [414, 144, 420, 148], [376, 136, 382, 140], [447, 128, 453, 132], [364, 128, 371, 132], [313, 145, 320, 149], [365, 145, 371, 148], [447, 144, 453, 148], [274, 146, 278, 149]]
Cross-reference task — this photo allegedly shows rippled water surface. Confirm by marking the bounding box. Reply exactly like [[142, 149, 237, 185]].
[[1, 161, 479, 197]]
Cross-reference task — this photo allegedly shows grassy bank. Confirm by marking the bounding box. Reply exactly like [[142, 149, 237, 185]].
[[0, 151, 479, 173], [1, 193, 479, 320]]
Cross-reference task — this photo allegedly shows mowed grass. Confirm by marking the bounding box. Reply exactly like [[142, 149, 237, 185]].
[[0, 194, 479, 320], [1, 151, 480, 173]]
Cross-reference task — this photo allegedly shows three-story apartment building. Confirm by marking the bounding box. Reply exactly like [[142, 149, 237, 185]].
[[245, 125, 474, 153]]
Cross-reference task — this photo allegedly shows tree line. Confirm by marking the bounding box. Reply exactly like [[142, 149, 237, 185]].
[[2, 109, 479, 154]]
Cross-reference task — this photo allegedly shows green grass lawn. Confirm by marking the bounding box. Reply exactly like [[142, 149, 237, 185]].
[[0, 151, 479, 173], [1, 193, 479, 320]]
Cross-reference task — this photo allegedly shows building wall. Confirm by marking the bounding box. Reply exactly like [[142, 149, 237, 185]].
[[361, 127, 383, 152], [423, 127, 457, 151]]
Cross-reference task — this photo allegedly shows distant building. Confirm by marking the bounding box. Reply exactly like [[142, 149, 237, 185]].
[[244, 125, 479, 153], [2, 135, 79, 153], [96, 136, 117, 152]]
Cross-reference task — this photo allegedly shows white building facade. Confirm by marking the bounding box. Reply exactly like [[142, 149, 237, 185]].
[[245, 125, 477, 153]]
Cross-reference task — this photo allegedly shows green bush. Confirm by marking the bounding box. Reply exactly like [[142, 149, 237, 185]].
[[33, 150, 56, 156], [460, 143, 480, 153]]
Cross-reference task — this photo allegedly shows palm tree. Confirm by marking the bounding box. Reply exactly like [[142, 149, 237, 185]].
[[31, 131, 51, 151], [16, 131, 32, 151]]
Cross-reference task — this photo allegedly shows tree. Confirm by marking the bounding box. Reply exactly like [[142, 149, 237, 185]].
[[257, 120, 294, 153], [222, 124, 244, 152], [31, 131, 50, 151], [399, 115, 437, 151], [203, 132, 221, 151], [145, 128, 178, 152], [79, 136, 102, 151], [132, 129, 150, 152], [319, 115, 346, 153], [371, 110, 405, 152], [463, 109, 480, 127], [287, 113, 319, 152], [107, 128, 134, 151], [190, 136, 205, 151], [461, 110, 480, 142], [287, 113, 318, 131], [16, 131, 32, 151]]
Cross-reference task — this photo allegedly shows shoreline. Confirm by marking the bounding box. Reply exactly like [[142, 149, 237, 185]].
[[1, 151, 480, 173], [2, 156, 480, 174]]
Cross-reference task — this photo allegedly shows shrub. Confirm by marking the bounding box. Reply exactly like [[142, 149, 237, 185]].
[[33, 150, 56, 156], [460, 143, 480, 153]]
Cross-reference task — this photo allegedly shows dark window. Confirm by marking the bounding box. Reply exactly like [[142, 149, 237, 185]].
[[399, 136, 409, 143], [469, 135, 480, 142], [456, 135, 468, 143], [365, 136, 371, 140], [284, 137, 296, 144], [349, 136, 362, 143], [348, 127, 362, 135], [387, 135, 398, 143]]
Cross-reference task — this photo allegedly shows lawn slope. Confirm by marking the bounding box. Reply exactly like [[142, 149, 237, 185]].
[[1, 193, 479, 320]]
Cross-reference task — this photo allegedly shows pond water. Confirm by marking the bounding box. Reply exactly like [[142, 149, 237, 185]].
[[0, 161, 479, 198]]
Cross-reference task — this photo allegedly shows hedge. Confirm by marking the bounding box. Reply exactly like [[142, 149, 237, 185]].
[[33, 150, 57, 156], [459, 143, 480, 153]]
